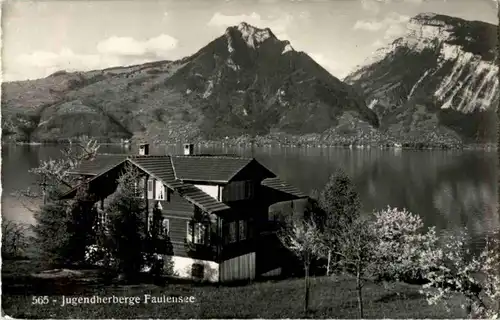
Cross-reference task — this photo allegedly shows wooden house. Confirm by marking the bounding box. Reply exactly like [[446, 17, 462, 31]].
[[61, 143, 307, 282]]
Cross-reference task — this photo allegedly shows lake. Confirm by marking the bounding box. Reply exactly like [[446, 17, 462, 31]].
[[2, 143, 498, 250]]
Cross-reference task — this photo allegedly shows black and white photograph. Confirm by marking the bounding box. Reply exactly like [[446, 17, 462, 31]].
[[1, 0, 499, 318]]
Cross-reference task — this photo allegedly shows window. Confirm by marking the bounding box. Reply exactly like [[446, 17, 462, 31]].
[[191, 263, 204, 279], [155, 180, 165, 200], [134, 177, 145, 198], [147, 179, 154, 199], [194, 224, 206, 244], [228, 221, 237, 243], [147, 212, 153, 233], [244, 181, 254, 199], [239, 220, 247, 241], [187, 222, 208, 244], [224, 181, 254, 201]]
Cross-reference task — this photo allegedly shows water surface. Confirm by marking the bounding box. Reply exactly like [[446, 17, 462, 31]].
[[2, 144, 498, 249]]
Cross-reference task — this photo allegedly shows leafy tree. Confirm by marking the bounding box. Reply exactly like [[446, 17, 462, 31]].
[[32, 200, 73, 265], [317, 169, 361, 275], [66, 185, 99, 263], [279, 218, 324, 314], [371, 206, 439, 283], [419, 231, 500, 319], [104, 164, 147, 280]]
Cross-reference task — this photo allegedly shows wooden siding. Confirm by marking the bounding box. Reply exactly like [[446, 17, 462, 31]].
[[219, 252, 256, 282], [194, 184, 220, 200], [158, 192, 194, 218], [230, 159, 275, 182], [255, 233, 296, 276], [168, 217, 189, 250]]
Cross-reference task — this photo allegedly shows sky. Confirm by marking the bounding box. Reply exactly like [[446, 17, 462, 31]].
[[1, 0, 498, 82]]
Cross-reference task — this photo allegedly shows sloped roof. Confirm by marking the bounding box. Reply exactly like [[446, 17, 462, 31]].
[[177, 185, 230, 213], [261, 177, 307, 198], [129, 155, 183, 189], [170, 155, 253, 183], [64, 153, 305, 214], [67, 154, 127, 176]]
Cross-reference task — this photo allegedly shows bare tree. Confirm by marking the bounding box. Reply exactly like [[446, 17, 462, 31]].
[[278, 218, 324, 314], [333, 217, 376, 319], [2, 220, 31, 259], [13, 137, 100, 208]]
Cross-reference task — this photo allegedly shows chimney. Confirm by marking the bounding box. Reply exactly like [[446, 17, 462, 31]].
[[139, 143, 150, 156], [183, 143, 194, 155]]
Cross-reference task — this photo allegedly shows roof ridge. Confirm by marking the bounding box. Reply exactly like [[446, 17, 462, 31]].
[[129, 155, 170, 158], [171, 154, 253, 160], [169, 155, 179, 181]]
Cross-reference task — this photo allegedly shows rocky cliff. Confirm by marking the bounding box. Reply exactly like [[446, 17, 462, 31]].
[[345, 13, 498, 143]]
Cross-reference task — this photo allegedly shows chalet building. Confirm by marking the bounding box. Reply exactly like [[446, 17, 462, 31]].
[[61, 143, 307, 282]]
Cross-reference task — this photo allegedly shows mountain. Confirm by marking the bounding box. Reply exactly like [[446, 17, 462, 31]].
[[345, 13, 498, 143], [1, 22, 378, 144]]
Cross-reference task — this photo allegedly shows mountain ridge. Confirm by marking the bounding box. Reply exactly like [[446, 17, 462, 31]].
[[2, 22, 380, 145], [2, 15, 496, 147], [345, 12, 498, 143]]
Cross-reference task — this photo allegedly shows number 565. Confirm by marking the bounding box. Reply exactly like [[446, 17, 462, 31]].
[[32, 296, 49, 305]]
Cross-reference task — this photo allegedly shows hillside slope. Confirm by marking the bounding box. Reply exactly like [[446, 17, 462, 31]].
[[2, 22, 378, 144]]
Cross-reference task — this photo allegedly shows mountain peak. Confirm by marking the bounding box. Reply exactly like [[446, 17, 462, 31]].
[[411, 12, 439, 21], [230, 21, 276, 48]]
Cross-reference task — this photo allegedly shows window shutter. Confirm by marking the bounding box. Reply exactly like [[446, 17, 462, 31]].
[[139, 177, 145, 198], [239, 220, 247, 241], [229, 221, 237, 243], [147, 179, 154, 199], [222, 222, 229, 245], [186, 221, 193, 242]]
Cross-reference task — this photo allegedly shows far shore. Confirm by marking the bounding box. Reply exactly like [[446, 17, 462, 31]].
[[3, 138, 497, 151]]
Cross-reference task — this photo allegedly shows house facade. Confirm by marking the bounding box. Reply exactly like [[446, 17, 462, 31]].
[[62, 144, 307, 282]]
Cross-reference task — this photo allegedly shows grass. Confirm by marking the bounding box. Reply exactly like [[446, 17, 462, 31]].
[[2, 260, 466, 319]]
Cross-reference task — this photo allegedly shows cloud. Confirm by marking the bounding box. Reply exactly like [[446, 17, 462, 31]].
[[309, 53, 346, 78], [361, 0, 423, 14], [208, 12, 262, 27], [372, 39, 384, 47], [353, 20, 385, 31], [361, 0, 382, 14], [96, 34, 178, 57], [299, 11, 311, 20], [353, 12, 410, 39], [383, 23, 407, 39], [13, 48, 112, 80], [207, 12, 293, 40], [9, 34, 179, 81]]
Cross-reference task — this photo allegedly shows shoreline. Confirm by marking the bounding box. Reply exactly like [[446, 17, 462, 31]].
[[3, 136, 497, 151], [4, 141, 497, 151]]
